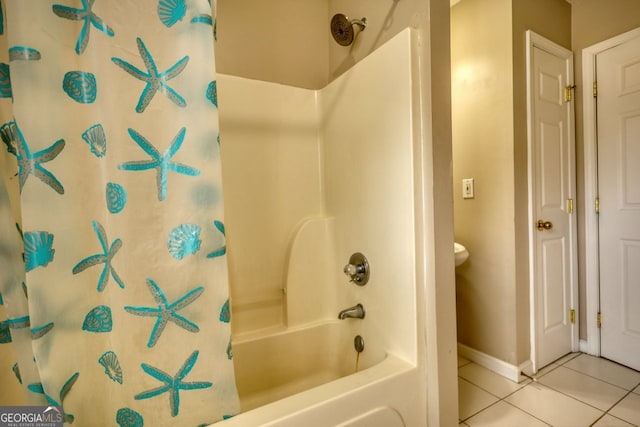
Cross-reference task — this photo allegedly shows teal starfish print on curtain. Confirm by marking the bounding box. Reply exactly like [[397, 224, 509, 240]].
[[0, 120, 65, 194], [118, 127, 200, 201], [135, 350, 212, 417], [72, 221, 125, 292], [52, 0, 115, 55], [111, 37, 189, 113], [124, 278, 204, 348]]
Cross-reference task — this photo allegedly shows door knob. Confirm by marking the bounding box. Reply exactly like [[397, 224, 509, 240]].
[[537, 220, 553, 231]]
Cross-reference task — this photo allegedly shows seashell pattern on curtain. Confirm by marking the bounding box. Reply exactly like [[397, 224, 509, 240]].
[[0, 0, 238, 424]]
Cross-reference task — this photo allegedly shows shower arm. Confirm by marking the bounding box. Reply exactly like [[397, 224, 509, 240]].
[[351, 17, 367, 31]]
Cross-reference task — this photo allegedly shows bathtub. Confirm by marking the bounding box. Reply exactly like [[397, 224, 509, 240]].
[[232, 322, 362, 412], [214, 26, 426, 427], [215, 321, 419, 427]]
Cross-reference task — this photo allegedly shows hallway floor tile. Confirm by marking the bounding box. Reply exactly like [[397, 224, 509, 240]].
[[459, 353, 640, 426]]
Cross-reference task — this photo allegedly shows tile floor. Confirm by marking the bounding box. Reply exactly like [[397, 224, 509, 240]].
[[458, 353, 640, 427]]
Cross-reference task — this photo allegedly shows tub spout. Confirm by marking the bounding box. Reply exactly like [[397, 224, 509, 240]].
[[338, 304, 365, 320]]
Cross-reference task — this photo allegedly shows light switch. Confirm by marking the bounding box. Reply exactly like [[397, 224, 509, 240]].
[[462, 178, 474, 199]]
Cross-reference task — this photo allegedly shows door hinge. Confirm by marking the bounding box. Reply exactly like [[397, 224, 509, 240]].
[[593, 81, 598, 98], [570, 309, 576, 324], [565, 85, 576, 102], [595, 197, 600, 213], [567, 198, 574, 214], [597, 312, 602, 328]]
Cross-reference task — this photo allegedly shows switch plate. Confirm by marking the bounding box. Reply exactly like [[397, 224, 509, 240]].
[[462, 178, 474, 199]]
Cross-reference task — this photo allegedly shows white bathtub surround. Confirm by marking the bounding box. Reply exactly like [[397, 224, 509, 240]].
[[218, 75, 323, 333], [214, 28, 441, 426]]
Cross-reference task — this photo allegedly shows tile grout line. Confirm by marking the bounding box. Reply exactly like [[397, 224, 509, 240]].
[[458, 370, 552, 425], [499, 380, 603, 426], [588, 412, 608, 427], [542, 354, 640, 415], [459, 398, 502, 423], [561, 363, 640, 391], [457, 375, 504, 422], [597, 387, 640, 427], [530, 375, 614, 414], [508, 370, 640, 426], [459, 376, 554, 426], [459, 357, 640, 427], [458, 363, 547, 423], [501, 399, 553, 426], [460, 364, 602, 425], [553, 352, 582, 366], [561, 354, 640, 388]]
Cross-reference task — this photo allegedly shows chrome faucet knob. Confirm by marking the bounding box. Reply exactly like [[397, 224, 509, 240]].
[[343, 253, 369, 286], [344, 263, 360, 276]]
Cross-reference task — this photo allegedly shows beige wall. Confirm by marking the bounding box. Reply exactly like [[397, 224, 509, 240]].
[[216, 0, 330, 89], [571, 0, 640, 338], [454, 0, 640, 364], [452, 0, 570, 366], [452, 0, 517, 364], [216, 0, 430, 89]]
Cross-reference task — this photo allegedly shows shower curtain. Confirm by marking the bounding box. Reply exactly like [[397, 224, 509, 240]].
[[0, 0, 239, 425]]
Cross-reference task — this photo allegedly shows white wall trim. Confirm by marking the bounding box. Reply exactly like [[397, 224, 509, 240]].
[[458, 343, 531, 383], [579, 339, 589, 353], [582, 26, 640, 357], [525, 29, 537, 374]]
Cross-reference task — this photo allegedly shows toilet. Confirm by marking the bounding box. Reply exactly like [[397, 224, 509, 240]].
[[454, 242, 469, 267]]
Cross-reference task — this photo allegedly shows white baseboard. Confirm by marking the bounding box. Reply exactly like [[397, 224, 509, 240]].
[[458, 343, 531, 383]]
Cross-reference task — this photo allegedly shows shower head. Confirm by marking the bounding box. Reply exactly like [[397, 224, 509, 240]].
[[330, 14, 367, 46]]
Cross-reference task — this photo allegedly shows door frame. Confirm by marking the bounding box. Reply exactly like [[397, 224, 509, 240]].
[[582, 26, 640, 357], [526, 30, 579, 373]]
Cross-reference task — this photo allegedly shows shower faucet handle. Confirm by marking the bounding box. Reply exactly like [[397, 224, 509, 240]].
[[344, 264, 362, 276], [343, 252, 369, 286]]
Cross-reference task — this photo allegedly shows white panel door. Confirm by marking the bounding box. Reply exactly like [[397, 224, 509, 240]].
[[597, 34, 640, 371], [530, 40, 576, 370]]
